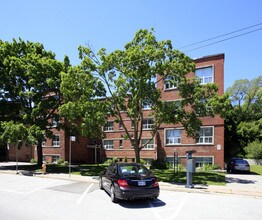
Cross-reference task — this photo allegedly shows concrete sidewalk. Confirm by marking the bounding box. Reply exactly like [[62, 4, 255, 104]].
[[1, 162, 262, 198]]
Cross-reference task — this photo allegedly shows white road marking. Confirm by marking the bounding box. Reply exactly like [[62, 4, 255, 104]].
[[148, 192, 189, 220], [0, 180, 60, 195], [168, 193, 189, 220], [77, 183, 94, 204]]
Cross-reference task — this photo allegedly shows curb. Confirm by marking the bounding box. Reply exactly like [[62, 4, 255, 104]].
[[1, 170, 262, 198]]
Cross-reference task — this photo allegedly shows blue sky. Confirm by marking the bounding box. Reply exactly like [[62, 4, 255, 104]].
[[1, 0, 261, 90]]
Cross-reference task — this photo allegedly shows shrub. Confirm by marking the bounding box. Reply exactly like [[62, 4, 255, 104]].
[[245, 140, 262, 159], [177, 163, 185, 171], [103, 159, 113, 165], [30, 158, 37, 164], [139, 159, 146, 165], [151, 160, 167, 169], [57, 158, 65, 165], [200, 163, 221, 171], [103, 157, 118, 164]]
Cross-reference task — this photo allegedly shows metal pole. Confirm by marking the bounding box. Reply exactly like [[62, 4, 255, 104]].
[[69, 137, 71, 178], [16, 143, 18, 174]]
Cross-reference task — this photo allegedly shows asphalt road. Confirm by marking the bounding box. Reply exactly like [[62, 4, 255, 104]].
[[0, 173, 261, 220]]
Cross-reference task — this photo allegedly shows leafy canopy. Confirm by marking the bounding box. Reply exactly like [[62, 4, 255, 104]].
[[61, 29, 222, 162]]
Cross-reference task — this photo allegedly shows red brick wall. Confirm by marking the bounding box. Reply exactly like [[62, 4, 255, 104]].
[[103, 53, 225, 168], [8, 144, 34, 162]]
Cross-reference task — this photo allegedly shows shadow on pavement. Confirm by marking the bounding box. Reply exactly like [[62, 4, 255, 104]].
[[119, 198, 166, 209]]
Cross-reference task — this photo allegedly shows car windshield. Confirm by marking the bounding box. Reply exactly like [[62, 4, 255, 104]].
[[235, 159, 248, 164], [118, 164, 150, 175]]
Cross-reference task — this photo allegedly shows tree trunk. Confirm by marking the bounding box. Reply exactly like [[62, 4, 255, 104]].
[[37, 140, 43, 167], [134, 146, 141, 163]]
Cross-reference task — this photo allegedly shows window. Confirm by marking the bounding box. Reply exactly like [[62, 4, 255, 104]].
[[103, 140, 114, 149], [196, 66, 213, 84], [195, 157, 213, 167], [142, 118, 154, 130], [165, 157, 181, 167], [52, 135, 60, 147], [142, 139, 154, 149], [42, 140, 46, 147], [165, 129, 181, 145], [104, 121, 114, 131], [119, 140, 123, 148], [142, 101, 152, 110], [51, 116, 59, 127], [119, 121, 123, 130], [196, 127, 214, 144], [165, 76, 178, 90], [195, 99, 213, 116], [52, 155, 60, 163]]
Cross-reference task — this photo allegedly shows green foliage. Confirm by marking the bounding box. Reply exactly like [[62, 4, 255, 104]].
[[225, 76, 262, 159], [30, 158, 37, 164], [151, 159, 167, 169], [250, 165, 262, 175], [0, 38, 64, 165], [74, 29, 220, 163], [199, 163, 221, 171], [57, 158, 65, 165], [245, 140, 262, 159], [103, 157, 118, 164], [177, 163, 185, 171], [139, 159, 146, 165], [0, 121, 36, 146]]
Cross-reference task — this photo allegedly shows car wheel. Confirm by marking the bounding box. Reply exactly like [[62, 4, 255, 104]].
[[110, 185, 118, 203], [99, 177, 103, 190]]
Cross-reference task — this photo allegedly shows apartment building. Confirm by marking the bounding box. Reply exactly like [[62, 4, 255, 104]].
[[5, 53, 225, 168], [102, 53, 225, 168]]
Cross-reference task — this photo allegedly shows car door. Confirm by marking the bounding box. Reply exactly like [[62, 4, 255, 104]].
[[103, 164, 116, 192]]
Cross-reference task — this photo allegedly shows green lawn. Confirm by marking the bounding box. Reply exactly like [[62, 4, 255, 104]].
[[3, 163, 261, 186], [151, 169, 226, 186], [251, 165, 262, 175]]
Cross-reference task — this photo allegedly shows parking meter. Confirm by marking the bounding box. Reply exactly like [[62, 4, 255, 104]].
[[185, 150, 196, 188]]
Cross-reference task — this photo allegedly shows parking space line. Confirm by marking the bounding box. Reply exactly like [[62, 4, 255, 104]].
[[0, 188, 26, 195], [26, 181, 60, 194], [148, 192, 189, 220], [77, 183, 94, 204], [0, 180, 60, 195], [169, 193, 188, 220]]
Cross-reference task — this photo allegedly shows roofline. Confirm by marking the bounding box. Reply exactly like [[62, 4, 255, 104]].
[[193, 53, 225, 62]]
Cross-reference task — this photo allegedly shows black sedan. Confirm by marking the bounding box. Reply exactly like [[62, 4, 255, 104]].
[[99, 162, 160, 203]]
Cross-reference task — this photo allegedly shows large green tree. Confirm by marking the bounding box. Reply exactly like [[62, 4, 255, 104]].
[[0, 38, 65, 166], [61, 29, 221, 163], [225, 76, 262, 158]]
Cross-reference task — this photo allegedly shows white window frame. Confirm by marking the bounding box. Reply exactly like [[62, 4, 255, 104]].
[[119, 139, 123, 148], [164, 76, 178, 90], [52, 134, 60, 147], [142, 139, 154, 150], [196, 126, 214, 144], [119, 121, 123, 130], [52, 155, 60, 163], [196, 66, 214, 84], [42, 140, 46, 147], [165, 128, 181, 145], [51, 116, 59, 127], [104, 121, 114, 131], [142, 118, 154, 130], [103, 140, 114, 150], [142, 101, 152, 110]]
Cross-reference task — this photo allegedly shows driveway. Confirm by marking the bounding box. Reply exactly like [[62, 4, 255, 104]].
[[225, 173, 262, 193]]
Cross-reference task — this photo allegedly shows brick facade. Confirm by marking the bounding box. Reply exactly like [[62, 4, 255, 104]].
[[102, 53, 225, 168], [4, 53, 225, 168]]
